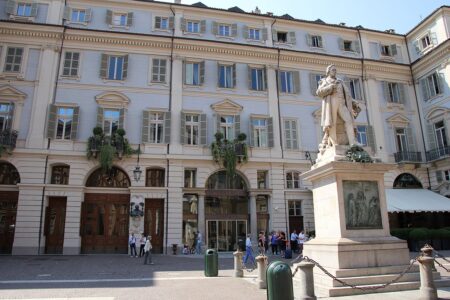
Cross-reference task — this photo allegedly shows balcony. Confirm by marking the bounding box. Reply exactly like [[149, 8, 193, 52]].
[[394, 151, 423, 163], [426, 146, 450, 162], [0, 130, 18, 150]]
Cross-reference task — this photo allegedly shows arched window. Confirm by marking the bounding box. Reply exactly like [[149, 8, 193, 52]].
[[0, 162, 20, 185], [146, 168, 165, 187], [393, 173, 423, 189], [205, 170, 247, 190], [50, 165, 70, 185], [86, 167, 130, 187]]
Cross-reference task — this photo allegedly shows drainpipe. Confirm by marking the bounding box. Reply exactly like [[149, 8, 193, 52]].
[[271, 18, 284, 160]]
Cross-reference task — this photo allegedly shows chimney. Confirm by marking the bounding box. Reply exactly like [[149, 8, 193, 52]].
[[253, 6, 261, 14]]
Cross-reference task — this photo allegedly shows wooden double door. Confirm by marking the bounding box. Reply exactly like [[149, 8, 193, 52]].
[[81, 193, 129, 254], [144, 198, 164, 254], [44, 197, 67, 254], [0, 191, 18, 254]]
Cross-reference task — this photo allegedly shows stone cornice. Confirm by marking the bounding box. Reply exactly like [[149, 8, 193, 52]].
[[0, 22, 63, 40]]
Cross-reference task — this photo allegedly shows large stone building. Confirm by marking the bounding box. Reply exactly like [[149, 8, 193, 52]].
[[0, 0, 448, 255]]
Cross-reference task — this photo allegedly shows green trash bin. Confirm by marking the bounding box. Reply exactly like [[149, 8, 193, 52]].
[[266, 261, 294, 300], [204, 248, 218, 277]]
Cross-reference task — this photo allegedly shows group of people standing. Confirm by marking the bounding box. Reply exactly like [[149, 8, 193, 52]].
[[129, 233, 154, 265]]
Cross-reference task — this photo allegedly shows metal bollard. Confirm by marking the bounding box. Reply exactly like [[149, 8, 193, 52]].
[[293, 261, 316, 300], [255, 255, 268, 289], [418, 245, 438, 300], [267, 261, 294, 300], [233, 250, 243, 277]]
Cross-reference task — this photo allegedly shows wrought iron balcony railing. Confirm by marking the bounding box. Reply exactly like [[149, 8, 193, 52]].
[[394, 151, 422, 163], [425, 146, 450, 162], [0, 130, 18, 150]]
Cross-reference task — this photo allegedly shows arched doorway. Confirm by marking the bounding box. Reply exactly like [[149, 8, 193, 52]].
[[205, 170, 249, 251], [0, 162, 20, 254], [393, 173, 423, 189], [81, 167, 130, 254]]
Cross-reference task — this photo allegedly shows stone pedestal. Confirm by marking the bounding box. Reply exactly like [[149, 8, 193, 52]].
[[300, 161, 419, 297]]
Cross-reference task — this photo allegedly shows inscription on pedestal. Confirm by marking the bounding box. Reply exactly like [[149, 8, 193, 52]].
[[343, 180, 382, 229]]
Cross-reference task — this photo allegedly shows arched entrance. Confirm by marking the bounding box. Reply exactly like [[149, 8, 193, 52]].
[[81, 167, 130, 254], [205, 170, 249, 251], [393, 173, 423, 189], [0, 161, 20, 254]]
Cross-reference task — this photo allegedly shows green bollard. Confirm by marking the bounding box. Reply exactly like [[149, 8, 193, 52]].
[[266, 261, 294, 300], [204, 248, 218, 277]]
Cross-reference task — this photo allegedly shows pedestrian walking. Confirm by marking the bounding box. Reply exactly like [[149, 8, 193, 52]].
[[297, 230, 305, 254], [139, 234, 146, 257], [243, 234, 255, 265], [290, 230, 298, 253], [196, 231, 203, 254], [270, 231, 278, 255], [144, 235, 154, 265], [129, 233, 137, 257]]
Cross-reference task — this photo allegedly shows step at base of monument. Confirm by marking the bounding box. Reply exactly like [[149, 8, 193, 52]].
[[314, 281, 420, 297]]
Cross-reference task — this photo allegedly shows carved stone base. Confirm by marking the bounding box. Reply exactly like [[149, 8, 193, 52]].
[[315, 145, 349, 169]]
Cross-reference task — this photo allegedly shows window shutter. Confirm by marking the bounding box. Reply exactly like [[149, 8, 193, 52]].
[[390, 44, 398, 56], [306, 34, 312, 47], [100, 54, 108, 78], [338, 38, 344, 50], [6, 103, 14, 130], [180, 112, 186, 144], [141, 111, 149, 143], [370, 42, 381, 59], [405, 126, 416, 152], [216, 63, 221, 87], [263, 66, 267, 90], [249, 117, 255, 147], [6, 0, 16, 15], [30, 2, 38, 17], [164, 111, 171, 144], [262, 28, 268, 41], [247, 65, 252, 89], [436, 171, 443, 183], [232, 64, 236, 88], [355, 79, 362, 100], [212, 21, 218, 35], [398, 83, 406, 104], [200, 113, 207, 145], [118, 108, 125, 129], [437, 72, 445, 95], [71, 106, 80, 140], [168, 16, 174, 30], [96, 107, 104, 129], [353, 40, 361, 53], [272, 29, 277, 42], [293, 71, 300, 94], [231, 23, 237, 37], [288, 31, 296, 44], [85, 9, 92, 22], [199, 61, 205, 85], [366, 125, 377, 152], [46, 104, 57, 139], [155, 16, 161, 29], [309, 73, 318, 95], [242, 25, 248, 39], [200, 20, 206, 33], [215, 114, 221, 134], [234, 114, 240, 138], [430, 32, 438, 45], [277, 71, 282, 91], [182, 60, 186, 84], [413, 40, 420, 54], [127, 12, 133, 26], [427, 123, 437, 151], [267, 117, 274, 147], [122, 55, 129, 80], [419, 78, 430, 101], [382, 81, 390, 102], [292, 121, 298, 149], [318, 36, 323, 48], [63, 6, 71, 20], [180, 17, 185, 31], [106, 9, 112, 25]]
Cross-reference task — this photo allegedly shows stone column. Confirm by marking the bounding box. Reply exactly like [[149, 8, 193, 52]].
[[198, 194, 205, 244], [250, 194, 257, 241]]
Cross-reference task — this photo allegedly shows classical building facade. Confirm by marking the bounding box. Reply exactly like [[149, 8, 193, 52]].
[[0, 0, 448, 254]]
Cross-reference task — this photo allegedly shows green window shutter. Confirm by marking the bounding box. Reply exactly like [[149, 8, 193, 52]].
[[306, 34, 312, 47], [234, 115, 240, 138], [71, 106, 80, 140], [200, 113, 207, 145], [141, 111, 149, 143], [436, 171, 443, 183], [100, 54, 108, 79], [398, 83, 406, 104], [212, 21, 218, 35], [419, 78, 430, 101], [122, 55, 129, 80], [232, 64, 236, 88], [85, 9, 92, 22], [267, 117, 274, 148], [118, 108, 125, 129], [164, 111, 171, 144], [200, 61, 205, 85], [127, 12, 133, 27], [430, 32, 438, 45], [353, 40, 361, 53], [390, 44, 398, 56], [367, 125, 377, 152], [382, 81, 390, 102], [216, 114, 221, 134], [6, 0, 16, 15], [168, 16, 174, 30], [309, 73, 318, 95], [231, 23, 237, 37], [272, 29, 277, 42], [30, 3, 38, 17], [288, 31, 296, 44], [249, 117, 255, 147], [413, 40, 420, 54], [338, 38, 344, 50], [180, 112, 186, 144], [263, 66, 267, 90], [406, 126, 416, 152], [180, 17, 185, 31], [106, 9, 112, 25], [242, 25, 248, 39], [262, 28, 268, 41], [426, 123, 437, 151], [247, 65, 252, 89], [293, 71, 300, 94], [155, 16, 161, 29], [46, 104, 57, 139], [63, 6, 71, 20], [96, 107, 104, 129], [200, 20, 206, 33]]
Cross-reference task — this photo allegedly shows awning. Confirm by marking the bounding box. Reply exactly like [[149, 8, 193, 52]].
[[386, 189, 450, 213]]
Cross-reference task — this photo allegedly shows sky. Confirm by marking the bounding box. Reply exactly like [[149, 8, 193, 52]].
[[161, 0, 449, 34]]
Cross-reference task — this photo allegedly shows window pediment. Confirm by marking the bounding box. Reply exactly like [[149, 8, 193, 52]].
[[426, 107, 449, 121], [95, 91, 130, 108], [210, 99, 243, 115], [0, 85, 26, 104], [386, 113, 410, 127]]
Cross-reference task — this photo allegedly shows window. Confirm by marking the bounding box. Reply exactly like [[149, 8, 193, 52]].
[[103, 109, 120, 136], [149, 112, 164, 144], [4, 47, 23, 73], [348, 78, 362, 100], [277, 32, 287, 43], [185, 114, 199, 145], [310, 73, 325, 95], [185, 62, 202, 85], [286, 171, 300, 189], [356, 126, 367, 146], [284, 119, 298, 149], [383, 82, 403, 103], [257, 170, 268, 189], [343, 40, 352, 51], [249, 28, 260, 40], [51, 166, 70, 185], [152, 58, 167, 83], [187, 21, 200, 33], [0, 103, 13, 131], [280, 71, 294, 93], [288, 201, 302, 216], [184, 169, 196, 188], [380, 44, 397, 57], [218, 64, 234, 88], [445, 170, 450, 181], [62, 52, 80, 77], [250, 67, 266, 91], [420, 72, 443, 101], [395, 128, 408, 152], [155, 16, 169, 30], [218, 24, 231, 36], [434, 121, 447, 150], [17, 2, 32, 16], [146, 168, 165, 187], [421, 35, 432, 49], [220, 115, 235, 140], [106, 10, 133, 27], [252, 118, 267, 147], [71, 9, 86, 22], [56, 107, 74, 140], [113, 13, 127, 26], [414, 32, 437, 54], [101, 54, 128, 81], [309, 35, 323, 48]]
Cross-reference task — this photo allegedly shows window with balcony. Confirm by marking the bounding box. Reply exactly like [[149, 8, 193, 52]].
[[219, 115, 235, 140], [103, 109, 120, 136], [0, 103, 13, 131]]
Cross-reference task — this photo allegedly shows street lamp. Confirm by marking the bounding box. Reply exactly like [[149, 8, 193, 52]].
[[133, 144, 142, 182]]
